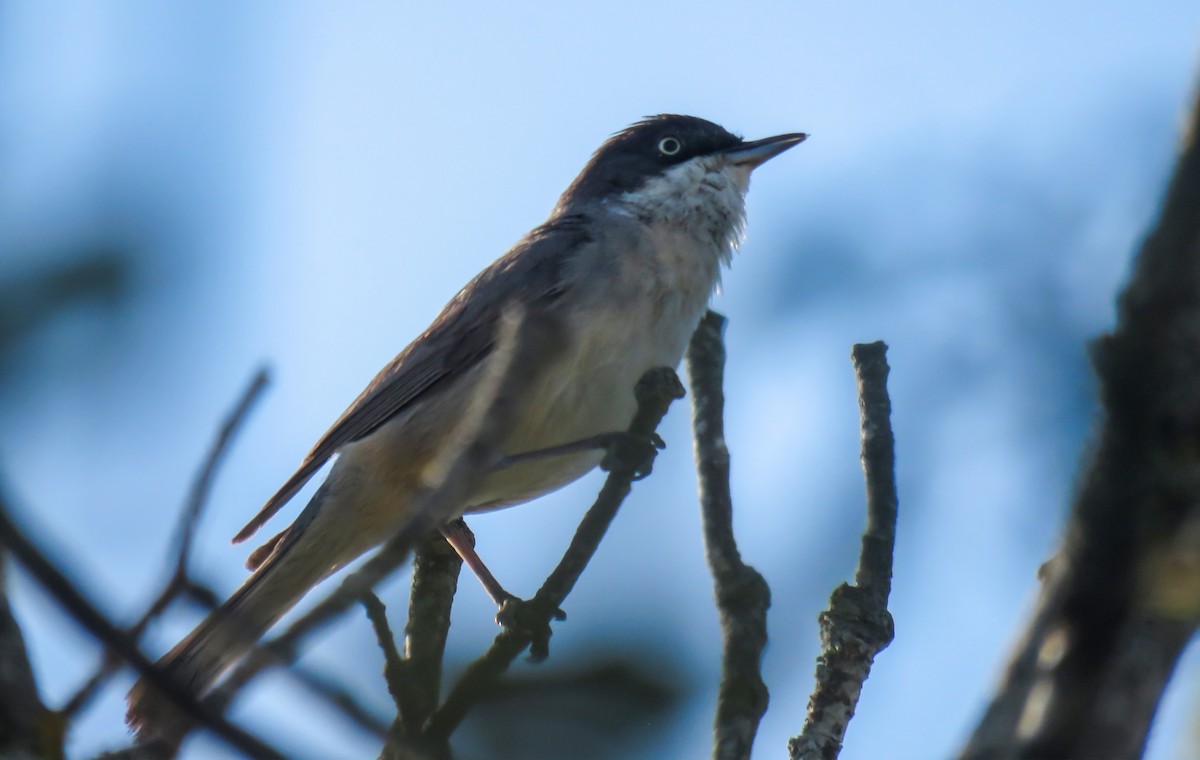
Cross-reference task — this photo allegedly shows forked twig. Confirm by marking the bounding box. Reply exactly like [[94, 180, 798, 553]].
[[0, 491, 284, 760], [687, 310, 772, 760], [62, 368, 269, 718], [790, 341, 898, 760]]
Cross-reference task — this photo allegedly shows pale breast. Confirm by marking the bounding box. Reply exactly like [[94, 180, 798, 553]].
[[464, 221, 725, 513], [462, 157, 749, 512]]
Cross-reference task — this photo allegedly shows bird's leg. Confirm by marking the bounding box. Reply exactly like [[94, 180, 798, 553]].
[[497, 431, 666, 480], [440, 519, 566, 654], [439, 519, 514, 607]]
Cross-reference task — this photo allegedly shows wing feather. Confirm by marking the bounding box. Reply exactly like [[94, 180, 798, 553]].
[[232, 215, 590, 544]]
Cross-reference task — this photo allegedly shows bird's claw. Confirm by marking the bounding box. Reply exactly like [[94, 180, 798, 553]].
[[496, 595, 566, 662], [600, 432, 666, 480]]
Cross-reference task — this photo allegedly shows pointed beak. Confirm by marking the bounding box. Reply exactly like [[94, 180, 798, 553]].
[[722, 132, 807, 168]]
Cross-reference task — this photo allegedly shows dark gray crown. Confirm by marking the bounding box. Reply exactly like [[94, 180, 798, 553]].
[[557, 115, 742, 208]]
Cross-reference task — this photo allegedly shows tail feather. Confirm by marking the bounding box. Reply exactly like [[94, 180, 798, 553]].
[[125, 525, 323, 738], [246, 526, 290, 571]]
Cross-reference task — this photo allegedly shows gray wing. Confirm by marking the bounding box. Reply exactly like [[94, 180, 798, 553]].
[[232, 215, 590, 544]]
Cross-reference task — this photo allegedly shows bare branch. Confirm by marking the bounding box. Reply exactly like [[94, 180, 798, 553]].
[[847, 343, 899, 600], [399, 533, 463, 732], [0, 489, 285, 760], [685, 310, 771, 760], [790, 341, 897, 760], [286, 660, 391, 738], [423, 365, 686, 741], [62, 368, 270, 719], [167, 575, 391, 740], [177, 368, 272, 576], [0, 547, 62, 760], [363, 592, 407, 716], [378, 531, 463, 760], [961, 72, 1200, 760]]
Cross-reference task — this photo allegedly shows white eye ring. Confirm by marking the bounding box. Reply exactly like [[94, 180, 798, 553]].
[[658, 136, 682, 156]]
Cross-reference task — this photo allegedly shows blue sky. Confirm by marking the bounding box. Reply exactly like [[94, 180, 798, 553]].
[[2, 2, 1200, 758]]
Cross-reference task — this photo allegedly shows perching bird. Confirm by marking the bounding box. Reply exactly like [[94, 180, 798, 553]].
[[127, 114, 804, 732]]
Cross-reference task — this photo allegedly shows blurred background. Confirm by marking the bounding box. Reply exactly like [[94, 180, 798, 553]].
[[2, 2, 1199, 758]]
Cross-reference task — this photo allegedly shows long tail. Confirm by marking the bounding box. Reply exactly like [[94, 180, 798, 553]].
[[126, 492, 333, 737]]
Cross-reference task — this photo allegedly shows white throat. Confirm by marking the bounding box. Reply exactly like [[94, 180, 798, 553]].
[[609, 155, 751, 266]]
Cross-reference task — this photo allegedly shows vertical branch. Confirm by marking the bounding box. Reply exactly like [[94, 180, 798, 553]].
[[398, 532, 462, 732], [0, 547, 62, 760], [790, 341, 898, 760], [961, 70, 1200, 760], [377, 530, 463, 760], [848, 344, 898, 600], [686, 310, 771, 760]]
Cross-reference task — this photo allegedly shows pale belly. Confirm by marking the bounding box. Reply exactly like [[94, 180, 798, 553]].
[[463, 295, 706, 513]]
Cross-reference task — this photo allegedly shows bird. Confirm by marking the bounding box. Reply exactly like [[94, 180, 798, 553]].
[[126, 114, 804, 732]]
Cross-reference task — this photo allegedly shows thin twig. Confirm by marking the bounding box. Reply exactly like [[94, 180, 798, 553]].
[[176, 368, 272, 576], [363, 592, 407, 715], [61, 368, 270, 718], [175, 575, 391, 738], [60, 661, 117, 720], [423, 365, 686, 741], [125, 573, 389, 740], [0, 490, 285, 760], [790, 341, 898, 760], [287, 661, 391, 738], [687, 310, 771, 760]]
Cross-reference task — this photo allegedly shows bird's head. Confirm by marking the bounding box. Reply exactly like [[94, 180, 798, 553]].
[[556, 115, 805, 218]]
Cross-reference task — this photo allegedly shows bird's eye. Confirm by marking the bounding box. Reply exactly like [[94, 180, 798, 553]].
[[657, 136, 682, 156]]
